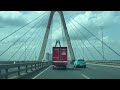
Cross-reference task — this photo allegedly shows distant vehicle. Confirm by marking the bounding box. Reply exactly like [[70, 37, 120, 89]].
[[74, 59, 86, 68]]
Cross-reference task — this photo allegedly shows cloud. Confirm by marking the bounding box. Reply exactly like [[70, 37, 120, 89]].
[[51, 11, 120, 60], [0, 11, 48, 28], [0, 11, 26, 27], [0, 11, 48, 61], [52, 11, 120, 43]]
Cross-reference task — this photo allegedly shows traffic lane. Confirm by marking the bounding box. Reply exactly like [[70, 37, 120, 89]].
[[82, 64, 120, 79], [33, 63, 120, 79], [33, 65, 89, 79], [68, 63, 120, 79], [87, 63, 120, 76]]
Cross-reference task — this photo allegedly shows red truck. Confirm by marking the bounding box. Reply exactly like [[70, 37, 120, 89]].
[[52, 47, 67, 69]]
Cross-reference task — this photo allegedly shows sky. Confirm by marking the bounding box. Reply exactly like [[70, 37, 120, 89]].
[[0, 11, 120, 61]]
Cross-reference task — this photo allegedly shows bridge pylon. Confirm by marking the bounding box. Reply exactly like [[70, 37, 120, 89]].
[[38, 11, 75, 61]]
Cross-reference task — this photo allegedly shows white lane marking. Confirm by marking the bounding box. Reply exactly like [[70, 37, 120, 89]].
[[32, 65, 53, 79], [87, 63, 120, 68], [81, 74, 90, 79]]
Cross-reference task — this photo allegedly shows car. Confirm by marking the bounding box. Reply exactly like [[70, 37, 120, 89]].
[[74, 59, 86, 68]]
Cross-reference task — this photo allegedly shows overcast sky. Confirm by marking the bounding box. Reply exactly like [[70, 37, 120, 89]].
[[0, 11, 120, 61]]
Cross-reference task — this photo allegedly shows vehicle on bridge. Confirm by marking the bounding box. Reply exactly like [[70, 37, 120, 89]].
[[74, 59, 86, 68], [52, 47, 67, 69], [52, 40, 68, 69]]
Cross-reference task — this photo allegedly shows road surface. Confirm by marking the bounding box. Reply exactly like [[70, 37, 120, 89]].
[[32, 63, 120, 79]]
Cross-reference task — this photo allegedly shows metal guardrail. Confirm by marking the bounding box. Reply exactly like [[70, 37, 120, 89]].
[[0, 61, 51, 79]]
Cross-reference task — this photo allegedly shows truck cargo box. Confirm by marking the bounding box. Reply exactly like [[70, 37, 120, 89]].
[[52, 47, 67, 66]]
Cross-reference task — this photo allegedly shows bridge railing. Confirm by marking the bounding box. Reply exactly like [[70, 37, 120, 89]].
[[0, 61, 51, 79]]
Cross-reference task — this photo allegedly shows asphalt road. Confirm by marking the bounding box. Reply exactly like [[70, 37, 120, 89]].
[[32, 63, 120, 79]]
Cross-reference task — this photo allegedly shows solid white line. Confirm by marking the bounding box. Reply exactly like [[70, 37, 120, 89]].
[[81, 74, 90, 79], [87, 63, 120, 68], [32, 65, 53, 79]]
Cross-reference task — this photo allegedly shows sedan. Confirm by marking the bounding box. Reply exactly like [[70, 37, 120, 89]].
[[74, 59, 86, 68]]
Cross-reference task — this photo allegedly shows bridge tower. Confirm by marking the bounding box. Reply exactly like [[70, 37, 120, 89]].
[[38, 11, 75, 61]]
